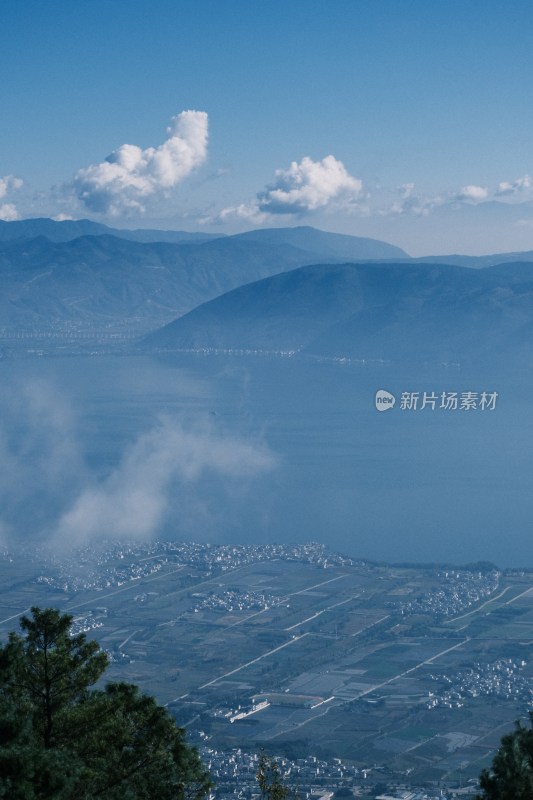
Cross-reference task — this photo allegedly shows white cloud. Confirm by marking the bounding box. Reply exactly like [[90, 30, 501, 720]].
[[386, 184, 444, 216], [0, 379, 89, 543], [54, 415, 276, 546], [72, 110, 208, 215], [385, 181, 492, 217], [386, 174, 533, 218], [0, 175, 23, 220], [52, 213, 75, 221], [0, 175, 23, 199], [220, 154, 363, 222], [0, 203, 20, 221], [0, 379, 277, 550], [218, 203, 270, 225], [457, 184, 489, 202], [496, 174, 532, 196], [258, 155, 363, 214]]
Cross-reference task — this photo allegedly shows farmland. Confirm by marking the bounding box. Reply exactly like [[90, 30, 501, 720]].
[[0, 541, 531, 788]]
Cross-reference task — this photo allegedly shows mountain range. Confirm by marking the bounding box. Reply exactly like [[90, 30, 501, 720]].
[[144, 260, 533, 369], [0, 218, 220, 244], [0, 222, 407, 331], [1, 217, 532, 370]]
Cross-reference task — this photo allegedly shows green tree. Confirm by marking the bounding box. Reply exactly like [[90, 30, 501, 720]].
[[475, 714, 533, 800], [0, 607, 211, 800], [256, 753, 292, 800]]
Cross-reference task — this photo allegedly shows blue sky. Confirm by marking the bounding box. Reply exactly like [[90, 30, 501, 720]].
[[2, 0, 533, 254]]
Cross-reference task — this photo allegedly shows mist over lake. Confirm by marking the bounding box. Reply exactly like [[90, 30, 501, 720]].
[[1, 352, 529, 568]]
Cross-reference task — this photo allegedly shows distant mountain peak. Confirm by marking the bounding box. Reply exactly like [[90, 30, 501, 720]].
[[227, 225, 409, 260]]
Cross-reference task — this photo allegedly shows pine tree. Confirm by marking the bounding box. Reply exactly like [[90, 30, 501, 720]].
[[475, 714, 533, 800], [256, 753, 292, 800], [0, 607, 211, 800]]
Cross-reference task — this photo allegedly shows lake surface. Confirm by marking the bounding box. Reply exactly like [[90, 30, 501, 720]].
[[0, 352, 531, 567]]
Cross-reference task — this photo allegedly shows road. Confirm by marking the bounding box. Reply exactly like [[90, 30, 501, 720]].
[[169, 632, 310, 703], [263, 637, 470, 740]]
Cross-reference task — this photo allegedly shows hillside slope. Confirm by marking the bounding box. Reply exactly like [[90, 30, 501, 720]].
[[144, 260, 533, 368]]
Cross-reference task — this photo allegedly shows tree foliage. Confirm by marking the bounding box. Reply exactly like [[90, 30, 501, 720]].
[[475, 714, 533, 800], [256, 753, 294, 800], [0, 607, 211, 800]]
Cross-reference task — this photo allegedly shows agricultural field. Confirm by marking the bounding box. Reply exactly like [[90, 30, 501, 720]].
[[0, 541, 532, 787]]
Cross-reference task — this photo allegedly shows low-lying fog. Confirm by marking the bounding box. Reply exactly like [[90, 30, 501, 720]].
[[0, 353, 530, 567]]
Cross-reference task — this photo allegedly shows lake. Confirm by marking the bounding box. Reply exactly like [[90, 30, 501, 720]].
[[0, 352, 530, 567]]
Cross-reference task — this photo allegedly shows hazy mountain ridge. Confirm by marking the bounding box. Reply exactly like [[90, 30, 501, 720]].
[[0, 225, 410, 332], [0, 218, 409, 257], [411, 250, 533, 268], [227, 225, 408, 260], [144, 260, 533, 368], [0, 235, 307, 330], [2, 218, 533, 357], [0, 217, 221, 244]]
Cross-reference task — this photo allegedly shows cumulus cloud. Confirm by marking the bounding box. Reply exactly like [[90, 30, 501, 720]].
[[0, 175, 23, 199], [220, 154, 363, 221], [457, 184, 489, 202], [0, 203, 20, 221], [71, 110, 208, 215], [385, 181, 496, 216], [385, 173, 533, 217], [0, 175, 23, 220], [257, 155, 363, 214], [495, 174, 532, 196]]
